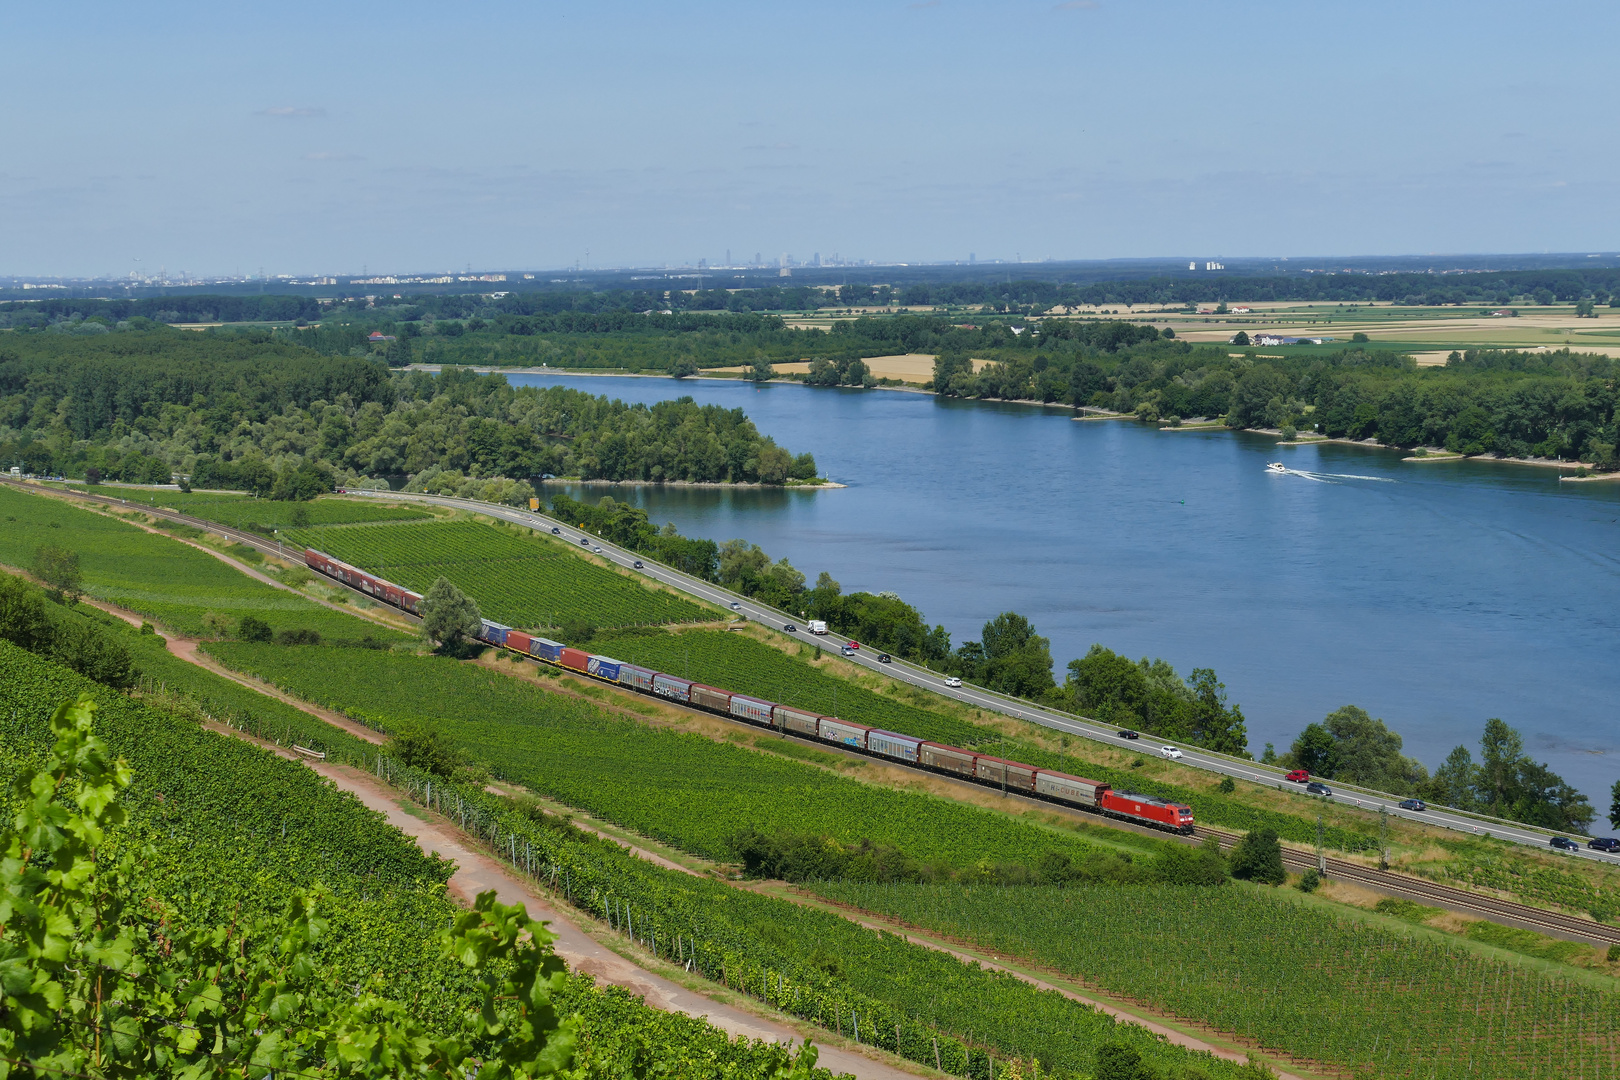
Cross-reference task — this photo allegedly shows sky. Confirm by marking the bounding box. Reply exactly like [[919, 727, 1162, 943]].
[[4, 0, 1619, 278]]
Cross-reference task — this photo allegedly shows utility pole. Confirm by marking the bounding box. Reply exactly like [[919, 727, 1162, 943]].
[[1316, 813, 1326, 875], [1379, 806, 1389, 871]]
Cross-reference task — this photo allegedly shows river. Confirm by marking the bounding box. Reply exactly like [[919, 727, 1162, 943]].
[[508, 372, 1620, 805]]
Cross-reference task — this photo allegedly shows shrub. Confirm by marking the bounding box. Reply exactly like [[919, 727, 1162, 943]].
[[1228, 828, 1286, 885], [275, 628, 321, 646], [237, 616, 273, 643], [1296, 868, 1321, 893]]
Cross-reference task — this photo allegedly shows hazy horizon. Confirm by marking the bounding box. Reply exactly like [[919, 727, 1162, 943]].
[[6, 1, 1619, 278]]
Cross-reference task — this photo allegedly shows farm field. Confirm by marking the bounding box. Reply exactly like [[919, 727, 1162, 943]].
[[68, 486, 434, 529], [816, 880, 1620, 1080], [0, 641, 841, 1077], [0, 483, 405, 641], [601, 629, 1379, 853], [283, 518, 710, 629], [203, 639, 1118, 872]]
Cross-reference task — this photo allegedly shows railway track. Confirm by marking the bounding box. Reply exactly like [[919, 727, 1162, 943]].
[[1199, 825, 1620, 946], [15, 479, 1620, 949]]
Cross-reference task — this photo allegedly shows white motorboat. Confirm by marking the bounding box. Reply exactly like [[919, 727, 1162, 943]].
[[1266, 462, 1288, 474]]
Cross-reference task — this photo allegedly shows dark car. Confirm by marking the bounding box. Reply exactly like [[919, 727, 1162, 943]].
[[1397, 798, 1426, 811], [632, 560, 644, 569], [1305, 781, 1333, 797], [1116, 729, 1140, 740], [1589, 837, 1620, 853], [1550, 836, 1581, 851], [877, 653, 892, 664], [550, 526, 561, 535], [579, 537, 589, 546], [783, 623, 798, 633]]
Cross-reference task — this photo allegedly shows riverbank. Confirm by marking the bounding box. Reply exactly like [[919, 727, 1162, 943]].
[[542, 477, 847, 490]]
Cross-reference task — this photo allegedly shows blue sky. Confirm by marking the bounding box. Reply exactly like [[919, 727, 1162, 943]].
[[4, 1, 1617, 276]]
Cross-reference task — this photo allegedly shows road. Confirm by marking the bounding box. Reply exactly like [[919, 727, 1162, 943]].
[[345, 488, 1617, 866]]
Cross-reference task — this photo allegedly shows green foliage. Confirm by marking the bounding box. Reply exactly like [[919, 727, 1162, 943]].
[[0, 485, 407, 643], [237, 615, 273, 642], [595, 629, 1375, 853], [1296, 867, 1321, 893], [1421, 718, 1594, 831], [953, 611, 1056, 698], [1227, 828, 1286, 885], [202, 641, 1113, 872], [0, 642, 833, 1080], [421, 574, 483, 647], [32, 543, 82, 600], [287, 519, 706, 630], [132, 490, 432, 531], [1281, 705, 1428, 794], [0, 574, 135, 687], [1064, 645, 1250, 756], [387, 723, 464, 778], [815, 878, 1618, 1079]]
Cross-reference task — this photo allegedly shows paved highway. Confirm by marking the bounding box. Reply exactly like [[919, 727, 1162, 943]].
[[335, 489, 1614, 864]]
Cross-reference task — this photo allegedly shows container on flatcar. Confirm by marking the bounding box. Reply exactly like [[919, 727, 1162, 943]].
[[587, 655, 622, 681], [919, 742, 977, 778], [479, 620, 513, 646], [506, 630, 533, 654], [652, 674, 693, 702], [1100, 790, 1195, 833], [689, 684, 732, 713], [1034, 770, 1109, 806], [729, 695, 775, 726], [617, 663, 658, 691], [974, 755, 1037, 792], [528, 637, 564, 663], [558, 647, 591, 672], [818, 717, 869, 749], [772, 704, 821, 737], [867, 730, 922, 763]]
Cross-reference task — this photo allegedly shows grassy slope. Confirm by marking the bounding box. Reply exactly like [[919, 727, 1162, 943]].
[[0, 484, 407, 641], [285, 517, 711, 629]]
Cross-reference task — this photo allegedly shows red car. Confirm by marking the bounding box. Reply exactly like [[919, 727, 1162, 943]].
[[1285, 769, 1310, 783]]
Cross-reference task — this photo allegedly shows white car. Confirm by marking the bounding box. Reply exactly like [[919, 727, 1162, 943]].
[[591, 546, 603, 554], [1160, 745, 1183, 760], [944, 676, 963, 688], [729, 600, 742, 611]]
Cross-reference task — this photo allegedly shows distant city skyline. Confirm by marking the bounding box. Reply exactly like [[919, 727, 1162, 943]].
[[5, 1, 1619, 278]]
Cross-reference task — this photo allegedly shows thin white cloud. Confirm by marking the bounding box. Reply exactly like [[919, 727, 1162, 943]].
[[259, 106, 326, 118]]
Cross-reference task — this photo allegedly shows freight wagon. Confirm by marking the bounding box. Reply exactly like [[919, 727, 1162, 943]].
[[299, 549, 1198, 836]]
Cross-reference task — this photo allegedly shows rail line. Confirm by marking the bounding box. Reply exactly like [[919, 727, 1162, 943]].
[[12, 479, 1619, 947], [1198, 825, 1620, 946]]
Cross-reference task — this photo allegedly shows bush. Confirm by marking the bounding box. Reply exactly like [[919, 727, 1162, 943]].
[[1217, 775, 1236, 794], [1228, 828, 1286, 885], [275, 628, 321, 646], [1296, 868, 1321, 893], [237, 616, 273, 643]]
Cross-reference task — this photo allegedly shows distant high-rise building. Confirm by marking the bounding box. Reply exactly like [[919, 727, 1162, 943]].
[[1190, 261, 1197, 270], [755, 252, 761, 266], [698, 258, 707, 271]]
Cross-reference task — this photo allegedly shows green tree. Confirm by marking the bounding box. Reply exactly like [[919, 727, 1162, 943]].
[[237, 615, 273, 643], [1095, 1042, 1146, 1080], [48, 617, 136, 688], [421, 575, 483, 648], [669, 356, 699, 379], [387, 723, 463, 778], [1284, 706, 1427, 793], [1227, 827, 1286, 885], [979, 611, 1055, 697], [748, 356, 775, 382], [0, 573, 54, 651], [1285, 723, 1339, 778], [1229, 330, 1250, 346], [1424, 745, 1479, 810], [33, 544, 83, 601], [1609, 780, 1620, 831]]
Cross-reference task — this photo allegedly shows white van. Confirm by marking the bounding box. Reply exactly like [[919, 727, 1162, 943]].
[[808, 620, 828, 635]]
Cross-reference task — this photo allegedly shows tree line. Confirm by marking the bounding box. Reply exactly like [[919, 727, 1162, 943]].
[[0, 334, 818, 497]]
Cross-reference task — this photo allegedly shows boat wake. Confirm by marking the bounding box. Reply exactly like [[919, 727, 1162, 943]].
[[1267, 464, 1396, 484]]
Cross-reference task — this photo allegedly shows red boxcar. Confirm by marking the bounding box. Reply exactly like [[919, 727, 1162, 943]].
[[1099, 790, 1195, 833], [506, 630, 533, 654], [558, 647, 591, 673]]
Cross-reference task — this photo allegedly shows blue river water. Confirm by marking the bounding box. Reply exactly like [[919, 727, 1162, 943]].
[[508, 373, 1620, 803]]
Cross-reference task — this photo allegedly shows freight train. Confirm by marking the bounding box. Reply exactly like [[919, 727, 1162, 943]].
[[304, 547, 1196, 835]]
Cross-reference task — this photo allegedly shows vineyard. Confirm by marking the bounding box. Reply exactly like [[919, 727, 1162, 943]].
[[282, 519, 710, 629], [0, 484, 399, 641], [203, 640, 1122, 872], [605, 630, 1379, 853], [80, 486, 434, 528], [0, 640, 839, 1078], [815, 879, 1620, 1079]]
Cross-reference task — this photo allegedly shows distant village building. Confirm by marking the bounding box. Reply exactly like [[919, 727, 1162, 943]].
[[368, 331, 397, 343]]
